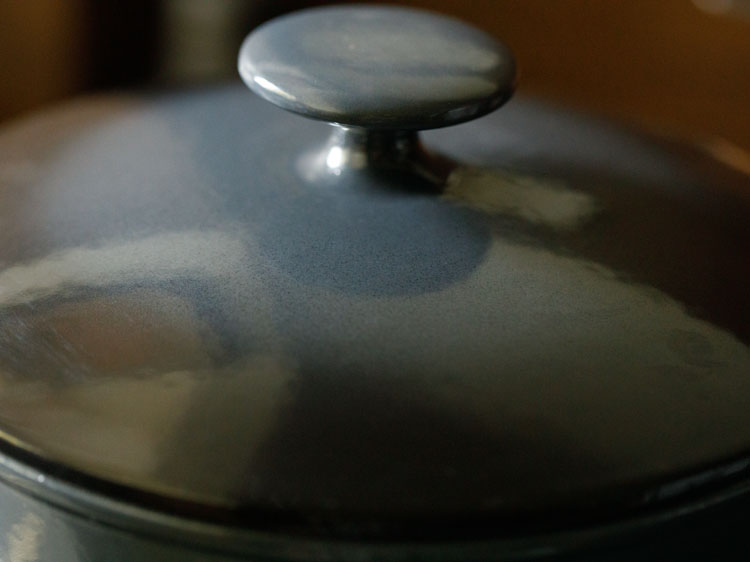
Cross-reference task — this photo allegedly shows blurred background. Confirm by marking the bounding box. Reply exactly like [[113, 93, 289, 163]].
[[1, 0, 749, 151]]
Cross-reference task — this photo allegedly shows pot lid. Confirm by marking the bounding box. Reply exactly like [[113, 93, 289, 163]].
[[0, 4, 749, 541]]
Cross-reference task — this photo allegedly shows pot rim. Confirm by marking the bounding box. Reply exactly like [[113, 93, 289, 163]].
[[2, 441, 750, 561]]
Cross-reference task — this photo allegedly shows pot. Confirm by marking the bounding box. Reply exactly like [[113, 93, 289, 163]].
[[0, 5, 748, 561]]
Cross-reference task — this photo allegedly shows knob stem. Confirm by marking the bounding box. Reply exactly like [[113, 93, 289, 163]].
[[306, 126, 455, 188]]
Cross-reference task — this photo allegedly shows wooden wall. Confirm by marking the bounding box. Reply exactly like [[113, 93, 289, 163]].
[[400, 0, 750, 150], [0, 1, 87, 120]]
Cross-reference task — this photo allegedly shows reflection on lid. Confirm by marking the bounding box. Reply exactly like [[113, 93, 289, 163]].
[[445, 167, 601, 230], [0, 230, 246, 307]]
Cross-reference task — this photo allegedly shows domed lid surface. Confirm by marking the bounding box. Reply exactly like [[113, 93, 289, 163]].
[[0, 5, 748, 542]]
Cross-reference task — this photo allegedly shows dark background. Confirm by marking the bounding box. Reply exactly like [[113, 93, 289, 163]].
[[1, 0, 749, 155]]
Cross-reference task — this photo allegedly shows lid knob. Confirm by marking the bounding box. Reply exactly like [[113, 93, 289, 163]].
[[238, 5, 515, 131]]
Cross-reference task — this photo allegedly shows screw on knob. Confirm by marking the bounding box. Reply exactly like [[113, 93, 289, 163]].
[[238, 5, 515, 131]]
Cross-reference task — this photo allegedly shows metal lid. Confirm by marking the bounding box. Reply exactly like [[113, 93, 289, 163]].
[[0, 4, 749, 542]]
